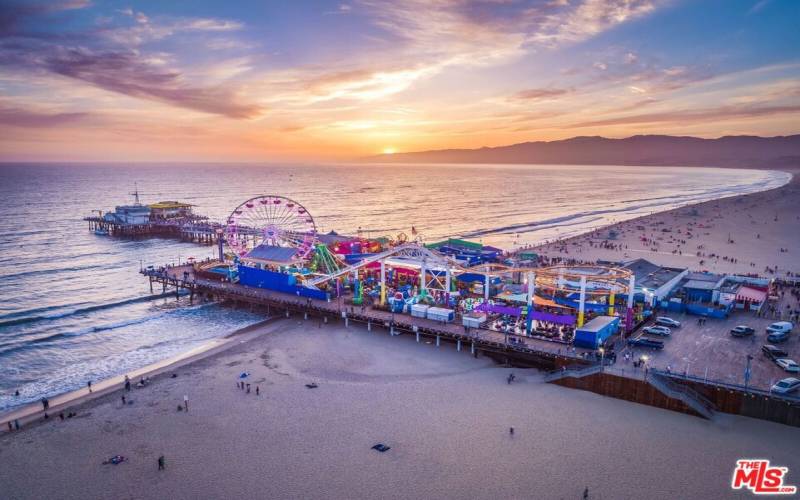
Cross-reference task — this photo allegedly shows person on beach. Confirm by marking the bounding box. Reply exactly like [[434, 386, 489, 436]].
[[583, 487, 589, 499], [121, 395, 126, 405], [15, 390, 19, 396], [7, 422, 11, 432], [246, 383, 251, 393], [87, 380, 92, 393], [14, 419, 19, 430], [256, 386, 260, 395], [124, 375, 131, 392], [158, 455, 165, 471]]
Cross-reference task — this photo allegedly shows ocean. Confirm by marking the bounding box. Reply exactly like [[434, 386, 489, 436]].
[[0, 163, 790, 412]]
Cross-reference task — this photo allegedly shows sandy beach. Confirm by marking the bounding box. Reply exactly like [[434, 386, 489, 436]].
[[2, 319, 799, 500], [533, 168, 800, 276], [2, 168, 800, 500]]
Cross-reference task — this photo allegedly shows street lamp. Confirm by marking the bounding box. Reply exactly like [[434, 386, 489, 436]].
[[744, 354, 753, 392], [598, 347, 605, 370], [641, 355, 649, 380]]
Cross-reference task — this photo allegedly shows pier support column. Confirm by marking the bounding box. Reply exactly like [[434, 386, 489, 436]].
[[390, 326, 395, 336], [367, 321, 371, 332], [578, 276, 587, 327], [345, 317, 349, 328], [304, 312, 308, 320], [436, 335, 440, 347], [416, 331, 420, 343], [285, 310, 290, 318], [526, 272, 535, 308], [420, 261, 426, 294], [380, 260, 386, 306], [626, 274, 636, 333], [457, 340, 462, 352], [323, 316, 328, 324], [471, 342, 475, 355], [484, 267, 490, 302], [149, 276, 153, 294]]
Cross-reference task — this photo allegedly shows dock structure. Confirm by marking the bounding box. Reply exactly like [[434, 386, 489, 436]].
[[142, 263, 800, 426], [142, 263, 593, 370], [85, 216, 222, 243]]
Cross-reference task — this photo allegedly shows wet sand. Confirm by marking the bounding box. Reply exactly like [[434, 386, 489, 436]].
[[1, 319, 798, 500], [532, 168, 800, 275]]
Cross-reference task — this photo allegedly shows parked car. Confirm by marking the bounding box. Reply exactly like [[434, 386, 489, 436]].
[[627, 338, 665, 350], [776, 359, 800, 373], [643, 326, 671, 337], [655, 317, 681, 328], [770, 377, 800, 395], [762, 344, 788, 361], [768, 330, 791, 343], [766, 321, 794, 334], [730, 325, 755, 337]]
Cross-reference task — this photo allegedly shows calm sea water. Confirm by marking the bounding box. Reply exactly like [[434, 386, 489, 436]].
[[0, 163, 790, 412]]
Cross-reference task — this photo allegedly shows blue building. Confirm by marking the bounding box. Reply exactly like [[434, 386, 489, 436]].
[[574, 316, 620, 349]]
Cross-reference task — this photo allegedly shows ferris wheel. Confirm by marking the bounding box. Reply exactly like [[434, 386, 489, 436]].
[[224, 195, 317, 260]]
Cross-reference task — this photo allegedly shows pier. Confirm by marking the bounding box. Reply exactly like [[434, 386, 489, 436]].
[[85, 216, 223, 243], [142, 263, 800, 427]]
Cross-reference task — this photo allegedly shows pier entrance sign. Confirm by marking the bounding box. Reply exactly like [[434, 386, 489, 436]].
[[732, 460, 797, 495]]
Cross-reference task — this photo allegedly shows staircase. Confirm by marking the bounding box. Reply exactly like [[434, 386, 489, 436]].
[[544, 364, 602, 382], [647, 372, 716, 419]]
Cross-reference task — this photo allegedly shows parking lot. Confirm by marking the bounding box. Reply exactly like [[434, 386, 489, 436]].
[[620, 311, 799, 391]]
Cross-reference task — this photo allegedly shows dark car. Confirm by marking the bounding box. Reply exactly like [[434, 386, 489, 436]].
[[730, 325, 755, 337], [762, 344, 788, 361], [628, 338, 665, 350]]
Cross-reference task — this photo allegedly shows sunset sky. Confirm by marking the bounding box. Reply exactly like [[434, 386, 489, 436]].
[[1, 0, 798, 162]]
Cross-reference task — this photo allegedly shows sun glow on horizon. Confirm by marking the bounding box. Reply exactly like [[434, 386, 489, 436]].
[[382, 147, 397, 155]]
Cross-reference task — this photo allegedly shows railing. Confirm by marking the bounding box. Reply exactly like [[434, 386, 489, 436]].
[[544, 364, 602, 382], [650, 368, 800, 404], [648, 372, 715, 419]]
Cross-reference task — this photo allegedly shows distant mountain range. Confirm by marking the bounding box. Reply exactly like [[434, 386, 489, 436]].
[[366, 134, 800, 168]]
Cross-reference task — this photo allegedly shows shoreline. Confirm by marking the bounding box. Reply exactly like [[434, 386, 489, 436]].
[[2, 166, 795, 428], [517, 167, 795, 254], [526, 167, 799, 275], [2, 319, 798, 500], [0, 317, 276, 429]]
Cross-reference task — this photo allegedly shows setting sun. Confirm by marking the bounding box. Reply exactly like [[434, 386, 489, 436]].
[[382, 147, 397, 155]]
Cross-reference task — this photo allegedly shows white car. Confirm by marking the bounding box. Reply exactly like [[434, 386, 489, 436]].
[[767, 321, 794, 334], [643, 325, 671, 336], [655, 317, 681, 328], [776, 358, 800, 373], [771, 377, 800, 395]]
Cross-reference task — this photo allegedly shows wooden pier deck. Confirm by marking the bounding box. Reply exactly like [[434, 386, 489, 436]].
[[85, 217, 223, 244], [143, 264, 594, 370], [142, 264, 800, 426]]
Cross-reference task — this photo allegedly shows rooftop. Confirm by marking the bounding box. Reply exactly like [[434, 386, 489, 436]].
[[683, 279, 718, 291], [149, 201, 193, 209], [244, 244, 298, 264], [623, 258, 685, 290]]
